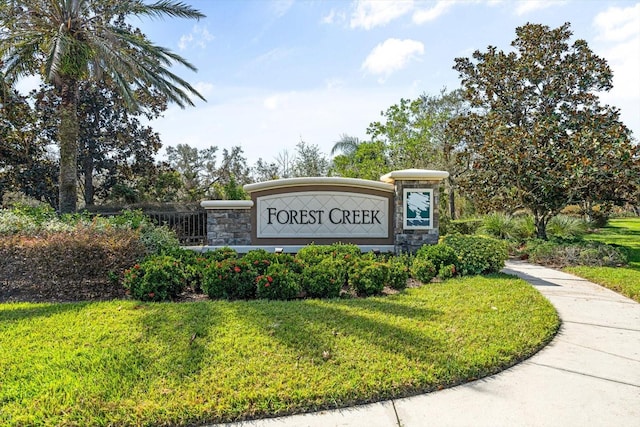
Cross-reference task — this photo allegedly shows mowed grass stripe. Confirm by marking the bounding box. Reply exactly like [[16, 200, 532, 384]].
[[0, 275, 558, 426]]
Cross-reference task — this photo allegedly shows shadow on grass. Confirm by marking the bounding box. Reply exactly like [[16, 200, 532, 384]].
[[136, 301, 222, 380], [227, 294, 445, 365], [0, 301, 91, 323]]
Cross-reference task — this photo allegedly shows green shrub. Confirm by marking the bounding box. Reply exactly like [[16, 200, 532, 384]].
[[202, 258, 255, 300], [242, 249, 276, 275], [387, 258, 409, 290], [441, 235, 508, 276], [437, 264, 456, 281], [449, 218, 482, 235], [480, 212, 516, 240], [512, 215, 536, 240], [136, 225, 179, 254], [525, 240, 627, 267], [349, 259, 387, 296], [0, 207, 70, 235], [107, 209, 149, 230], [296, 243, 360, 266], [206, 246, 239, 262], [301, 258, 346, 298], [411, 257, 436, 283], [256, 263, 301, 300], [546, 215, 588, 240], [123, 255, 186, 301], [415, 244, 457, 275]]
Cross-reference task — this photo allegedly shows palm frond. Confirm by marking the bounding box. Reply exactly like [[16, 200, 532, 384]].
[[131, 0, 205, 21]]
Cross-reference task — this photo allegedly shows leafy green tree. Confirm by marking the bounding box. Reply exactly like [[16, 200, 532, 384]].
[[329, 140, 389, 181], [0, 78, 58, 206], [166, 144, 218, 201], [291, 140, 329, 177], [364, 89, 469, 217], [0, 0, 205, 213], [252, 158, 280, 182], [368, 97, 441, 170], [451, 23, 639, 239], [33, 81, 166, 206], [166, 144, 250, 200]]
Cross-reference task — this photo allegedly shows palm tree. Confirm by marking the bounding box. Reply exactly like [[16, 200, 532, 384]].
[[330, 134, 361, 156], [0, 0, 206, 213]]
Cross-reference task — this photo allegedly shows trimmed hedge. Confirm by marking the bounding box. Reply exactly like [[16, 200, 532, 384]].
[[440, 235, 509, 276], [0, 226, 147, 283]]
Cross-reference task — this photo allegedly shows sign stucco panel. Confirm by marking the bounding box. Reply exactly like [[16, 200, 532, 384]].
[[256, 191, 389, 238]]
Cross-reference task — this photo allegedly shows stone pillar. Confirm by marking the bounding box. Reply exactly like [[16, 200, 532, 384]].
[[380, 169, 449, 254], [201, 200, 253, 246]]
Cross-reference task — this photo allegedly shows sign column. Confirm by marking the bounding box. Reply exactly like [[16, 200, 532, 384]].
[[380, 169, 449, 254]]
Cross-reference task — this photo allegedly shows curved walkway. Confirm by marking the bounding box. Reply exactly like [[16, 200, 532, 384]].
[[213, 261, 640, 427]]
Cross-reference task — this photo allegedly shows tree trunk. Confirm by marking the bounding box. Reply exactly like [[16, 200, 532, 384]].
[[83, 141, 95, 207], [58, 80, 79, 214], [534, 214, 548, 240], [448, 177, 456, 220]]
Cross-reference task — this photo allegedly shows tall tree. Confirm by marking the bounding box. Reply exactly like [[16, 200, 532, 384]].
[[0, 77, 58, 206], [166, 144, 250, 200], [329, 140, 389, 181], [252, 158, 280, 182], [451, 23, 639, 238], [291, 140, 329, 177], [0, 0, 205, 213], [365, 89, 468, 218], [34, 81, 166, 206], [368, 98, 439, 170], [166, 143, 218, 201]]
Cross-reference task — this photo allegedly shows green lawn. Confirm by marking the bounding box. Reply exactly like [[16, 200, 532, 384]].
[[565, 218, 640, 302], [0, 275, 558, 426]]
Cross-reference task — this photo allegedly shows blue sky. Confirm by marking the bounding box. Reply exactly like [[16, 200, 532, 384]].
[[19, 0, 640, 166]]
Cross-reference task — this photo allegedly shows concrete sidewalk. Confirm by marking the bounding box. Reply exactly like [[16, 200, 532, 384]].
[[213, 261, 640, 427]]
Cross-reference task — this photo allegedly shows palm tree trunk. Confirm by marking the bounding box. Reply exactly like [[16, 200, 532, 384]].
[[58, 80, 79, 213]]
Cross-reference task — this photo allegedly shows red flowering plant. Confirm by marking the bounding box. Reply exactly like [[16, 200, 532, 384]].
[[242, 249, 275, 275], [122, 255, 186, 302], [202, 258, 255, 300], [256, 263, 301, 300]]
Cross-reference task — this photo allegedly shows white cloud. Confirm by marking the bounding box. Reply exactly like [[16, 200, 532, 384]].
[[325, 78, 346, 90], [178, 25, 214, 50], [350, 0, 414, 30], [271, 0, 294, 18], [194, 82, 215, 97], [514, 0, 565, 16], [594, 3, 640, 42], [361, 38, 424, 81], [593, 3, 640, 137], [322, 8, 347, 25], [253, 47, 293, 65], [413, 1, 456, 24], [263, 93, 288, 110]]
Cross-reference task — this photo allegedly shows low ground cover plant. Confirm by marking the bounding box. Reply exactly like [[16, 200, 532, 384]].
[[523, 239, 627, 267]]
